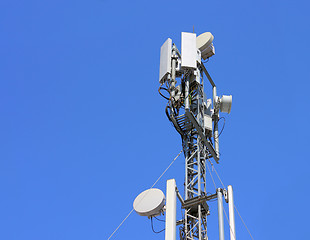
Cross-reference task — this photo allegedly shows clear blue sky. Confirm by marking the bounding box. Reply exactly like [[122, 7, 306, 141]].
[[1, 0, 309, 239]]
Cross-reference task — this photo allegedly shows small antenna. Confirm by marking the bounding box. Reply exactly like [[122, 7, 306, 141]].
[[193, 25, 195, 33]]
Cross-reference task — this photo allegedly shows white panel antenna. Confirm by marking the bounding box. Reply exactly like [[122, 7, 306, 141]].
[[159, 38, 172, 83], [181, 32, 197, 69]]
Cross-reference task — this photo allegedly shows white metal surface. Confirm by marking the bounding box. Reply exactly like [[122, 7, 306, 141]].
[[204, 98, 213, 132], [204, 114, 213, 131], [165, 179, 176, 240], [220, 95, 232, 114], [159, 38, 172, 83], [196, 49, 201, 64], [133, 188, 165, 217], [196, 32, 215, 60], [201, 43, 215, 60], [228, 185, 236, 240], [217, 189, 225, 240], [181, 32, 197, 69], [196, 32, 214, 51]]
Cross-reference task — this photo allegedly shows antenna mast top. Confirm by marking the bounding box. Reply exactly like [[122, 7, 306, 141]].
[[158, 31, 232, 240], [133, 31, 234, 240]]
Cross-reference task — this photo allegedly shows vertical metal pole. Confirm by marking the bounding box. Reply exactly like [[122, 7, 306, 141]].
[[213, 86, 220, 158], [183, 139, 189, 238], [184, 71, 190, 240], [184, 139, 188, 200], [227, 185, 236, 240], [212, 86, 217, 107], [170, 46, 176, 98], [214, 115, 219, 158], [185, 74, 190, 110], [197, 137, 202, 240], [165, 179, 176, 240], [217, 188, 225, 240]]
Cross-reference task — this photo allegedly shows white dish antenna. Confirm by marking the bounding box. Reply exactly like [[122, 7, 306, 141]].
[[133, 188, 165, 217], [219, 95, 232, 114], [196, 32, 215, 60]]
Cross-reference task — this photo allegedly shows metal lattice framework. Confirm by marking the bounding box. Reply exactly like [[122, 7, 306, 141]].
[[159, 35, 226, 240], [179, 71, 209, 240]]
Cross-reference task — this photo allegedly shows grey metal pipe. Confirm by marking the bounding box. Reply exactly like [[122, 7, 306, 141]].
[[228, 185, 236, 240], [217, 188, 225, 240], [185, 75, 190, 110], [214, 115, 219, 158], [170, 48, 177, 98], [212, 86, 217, 107], [200, 63, 215, 87], [173, 44, 181, 58], [184, 140, 188, 201], [213, 86, 220, 158]]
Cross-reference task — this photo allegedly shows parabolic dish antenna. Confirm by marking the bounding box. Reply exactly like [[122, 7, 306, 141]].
[[196, 32, 215, 60], [196, 32, 214, 52], [133, 188, 165, 217], [219, 95, 232, 114]]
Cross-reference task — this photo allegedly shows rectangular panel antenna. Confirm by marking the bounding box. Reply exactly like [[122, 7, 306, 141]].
[[181, 32, 197, 69], [159, 38, 172, 83]]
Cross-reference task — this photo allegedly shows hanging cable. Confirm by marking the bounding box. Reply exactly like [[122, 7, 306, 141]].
[[214, 117, 226, 139], [202, 58, 210, 63], [154, 216, 165, 222], [218, 117, 226, 138], [151, 217, 165, 234], [107, 150, 183, 240], [158, 86, 170, 100]]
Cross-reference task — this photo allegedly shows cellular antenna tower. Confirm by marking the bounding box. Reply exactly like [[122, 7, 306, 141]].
[[133, 31, 235, 240]]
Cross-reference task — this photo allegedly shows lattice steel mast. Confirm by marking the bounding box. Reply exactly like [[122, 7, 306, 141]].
[[158, 32, 232, 240]]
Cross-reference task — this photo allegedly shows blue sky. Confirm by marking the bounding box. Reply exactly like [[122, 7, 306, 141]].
[[1, 0, 310, 239]]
